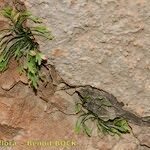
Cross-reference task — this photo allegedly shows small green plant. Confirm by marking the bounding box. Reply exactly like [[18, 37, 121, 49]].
[[75, 97, 131, 137], [0, 7, 53, 89]]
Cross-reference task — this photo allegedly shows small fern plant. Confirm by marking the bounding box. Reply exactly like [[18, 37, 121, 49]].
[[0, 7, 53, 89], [74, 97, 131, 137]]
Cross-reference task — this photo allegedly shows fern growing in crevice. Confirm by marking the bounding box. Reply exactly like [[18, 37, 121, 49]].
[[0, 6, 53, 89], [74, 96, 131, 137]]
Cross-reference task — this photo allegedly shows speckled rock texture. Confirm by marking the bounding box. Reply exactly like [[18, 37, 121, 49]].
[[25, 0, 150, 117], [0, 0, 150, 149]]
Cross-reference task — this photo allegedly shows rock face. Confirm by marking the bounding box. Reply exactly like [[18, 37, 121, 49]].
[[0, 77, 149, 150], [25, 0, 150, 117], [0, 71, 149, 150], [0, 0, 150, 150]]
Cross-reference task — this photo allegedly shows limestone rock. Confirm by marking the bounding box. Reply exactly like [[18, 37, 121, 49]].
[[25, 0, 150, 117], [0, 0, 150, 150]]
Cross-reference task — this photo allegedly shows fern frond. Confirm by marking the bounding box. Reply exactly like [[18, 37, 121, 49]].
[[0, 6, 53, 89]]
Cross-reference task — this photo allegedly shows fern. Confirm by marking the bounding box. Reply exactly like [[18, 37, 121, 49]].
[[0, 6, 53, 89], [75, 102, 131, 137]]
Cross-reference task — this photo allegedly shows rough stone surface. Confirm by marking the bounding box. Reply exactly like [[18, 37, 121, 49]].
[[134, 126, 150, 148], [0, 0, 150, 150], [0, 63, 149, 150], [0, 61, 148, 150], [0, 81, 149, 150], [25, 0, 150, 117], [0, 81, 146, 150]]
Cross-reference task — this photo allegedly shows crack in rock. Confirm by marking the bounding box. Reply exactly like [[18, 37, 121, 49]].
[[0, 124, 23, 139]]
